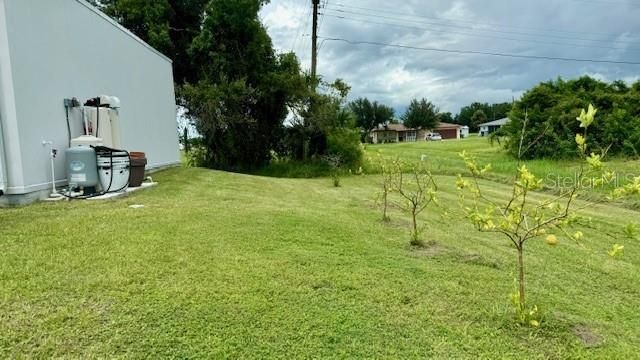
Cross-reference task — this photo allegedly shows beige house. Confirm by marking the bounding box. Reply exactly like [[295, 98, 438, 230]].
[[371, 122, 462, 143], [371, 124, 423, 144]]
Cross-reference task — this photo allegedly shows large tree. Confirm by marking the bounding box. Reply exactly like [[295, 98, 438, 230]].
[[437, 111, 454, 123], [92, 0, 209, 85], [455, 102, 512, 131], [180, 0, 306, 170], [91, 0, 362, 169], [470, 109, 488, 130], [349, 98, 395, 141], [402, 98, 439, 129]]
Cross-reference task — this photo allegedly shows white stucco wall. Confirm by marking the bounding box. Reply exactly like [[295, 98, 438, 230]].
[[0, 0, 179, 196], [0, 0, 18, 195]]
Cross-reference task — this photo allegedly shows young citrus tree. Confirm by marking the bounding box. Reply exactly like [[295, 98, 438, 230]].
[[324, 154, 343, 187], [395, 161, 438, 246], [456, 104, 637, 325], [375, 154, 399, 222]]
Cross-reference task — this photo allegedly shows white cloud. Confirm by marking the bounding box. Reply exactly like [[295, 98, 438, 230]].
[[260, 0, 640, 114], [262, 3, 302, 30]]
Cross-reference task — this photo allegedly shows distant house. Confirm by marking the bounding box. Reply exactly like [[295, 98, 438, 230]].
[[371, 124, 420, 144], [478, 118, 509, 136], [436, 122, 463, 140], [461, 126, 470, 138], [371, 122, 462, 143]]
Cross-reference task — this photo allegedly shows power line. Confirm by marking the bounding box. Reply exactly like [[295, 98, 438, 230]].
[[318, 0, 329, 33], [327, 6, 638, 45], [526, 0, 640, 5], [331, 3, 628, 37], [291, 0, 313, 55], [289, 1, 301, 50], [317, 0, 331, 52], [333, 2, 640, 35], [318, 36, 640, 65], [321, 12, 637, 53]]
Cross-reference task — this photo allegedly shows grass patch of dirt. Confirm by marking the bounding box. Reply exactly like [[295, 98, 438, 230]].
[[573, 325, 603, 348]]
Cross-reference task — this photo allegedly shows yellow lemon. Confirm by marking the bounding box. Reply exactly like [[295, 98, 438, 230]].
[[546, 235, 559, 246]]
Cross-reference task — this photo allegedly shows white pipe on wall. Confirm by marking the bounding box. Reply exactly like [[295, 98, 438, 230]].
[[0, 115, 7, 194], [0, 0, 27, 195], [0, 0, 9, 194]]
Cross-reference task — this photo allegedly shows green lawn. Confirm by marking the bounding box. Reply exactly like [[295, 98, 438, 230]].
[[365, 137, 640, 198], [1, 141, 639, 358]]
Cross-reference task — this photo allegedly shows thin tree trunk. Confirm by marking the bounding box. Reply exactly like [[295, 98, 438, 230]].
[[383, 192, 388, 220], [517, 246, 525, 309], [412, 208, 418, 240]]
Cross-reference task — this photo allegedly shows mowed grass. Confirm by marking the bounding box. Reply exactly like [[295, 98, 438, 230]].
[[0, 148, 639, 357], [365, 136, 640, 197]]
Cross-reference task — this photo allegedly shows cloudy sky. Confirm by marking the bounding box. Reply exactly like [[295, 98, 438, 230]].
[[260, 0, 640, 115]]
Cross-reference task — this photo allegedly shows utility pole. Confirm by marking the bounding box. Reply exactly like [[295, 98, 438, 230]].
[[311, 0, 320, 80], [305, 0, 320, 161]]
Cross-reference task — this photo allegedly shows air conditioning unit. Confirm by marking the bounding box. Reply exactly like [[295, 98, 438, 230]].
[[84, 104, 122, 149]]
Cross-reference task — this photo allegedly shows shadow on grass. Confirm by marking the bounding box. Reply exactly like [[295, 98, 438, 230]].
[[251, 160, 333, 178]]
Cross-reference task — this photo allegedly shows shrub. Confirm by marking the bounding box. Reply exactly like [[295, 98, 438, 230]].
[[505, 76, 640, 159], [327, 128, 364, 168], [184, 143, 210, 168]]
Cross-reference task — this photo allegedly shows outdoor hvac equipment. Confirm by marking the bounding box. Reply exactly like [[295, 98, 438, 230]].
[[84, 96, 122, 149], [65, 146, 99, 189], [95, 146, 130, 193], [72, 100, 103, 147], [71, 135, 103, 147]]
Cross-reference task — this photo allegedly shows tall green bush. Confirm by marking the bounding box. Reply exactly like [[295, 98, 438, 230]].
[[327, 128, 363, 167], [505, 76, 640, 159]]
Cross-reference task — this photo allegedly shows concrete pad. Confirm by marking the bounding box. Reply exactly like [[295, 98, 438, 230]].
[[87, 182, 157, 200]]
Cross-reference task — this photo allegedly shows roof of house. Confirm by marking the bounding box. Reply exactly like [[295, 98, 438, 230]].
[[478, 118, 509, 127], [372, 123, 417, 132], [437, 122, 462, 130], [372, 122, 462, 132]]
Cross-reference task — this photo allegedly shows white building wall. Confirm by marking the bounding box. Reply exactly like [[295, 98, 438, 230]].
[[0, 0, 179, 196], [0, 0, 21, 195]]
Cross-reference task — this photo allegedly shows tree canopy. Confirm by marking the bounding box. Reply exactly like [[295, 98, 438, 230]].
[[402, 98, 440, 129], [470, 110, 488, 129], [437, 112, 454, 124], [503, 76, 640, 159], [349, 98, 395, 140], [92, 0, 209, 85], [178, 0, 307, 170], [456, 102, 512, 131]]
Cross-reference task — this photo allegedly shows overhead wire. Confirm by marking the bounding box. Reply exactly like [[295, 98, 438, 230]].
[[317, 36, 640, 65], [539, 0, 640, 5], [330, 3, 636, 37], [326, 5, 638, 45], [291, 0, 313, 55], [317, 0, 330, 52], [320, 12, 637, 53]]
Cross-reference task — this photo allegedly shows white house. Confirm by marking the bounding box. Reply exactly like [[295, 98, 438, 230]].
[[461, 126, 470, 138], [0, 0, 180, 204], [478, 118, 509, 137]]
